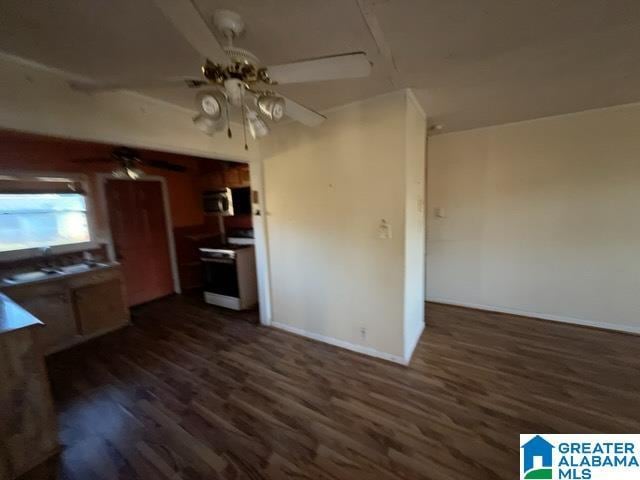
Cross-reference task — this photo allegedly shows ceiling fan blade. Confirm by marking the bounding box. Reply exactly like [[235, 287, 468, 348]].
[[283, 97, 326, 127], [69, 76, 204, 93], [152, 0, 227, 64], [266, 52, 371, 85], [69, 158, 115, 164], [144, 160, 188, 172]]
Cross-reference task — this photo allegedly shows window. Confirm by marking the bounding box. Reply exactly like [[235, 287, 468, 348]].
[[0, 193, 91, 253]]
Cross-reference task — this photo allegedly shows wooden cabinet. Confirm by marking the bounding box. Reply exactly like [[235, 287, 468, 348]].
[[226, 164, 250, 187], [200, 163, 251, 190], [200, 169, 226, 190], [0, 313, 58, 479], [6, 283, 75, 352], [223, 167, 242, 187], [1, 266, 129, 354], [73, 280, 127, 335]]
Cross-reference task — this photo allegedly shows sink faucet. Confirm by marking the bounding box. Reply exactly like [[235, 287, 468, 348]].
[[40, 246, 53, 270]]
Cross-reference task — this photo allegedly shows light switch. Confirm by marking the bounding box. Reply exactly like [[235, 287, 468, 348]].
[[378, 219, 392, 239]]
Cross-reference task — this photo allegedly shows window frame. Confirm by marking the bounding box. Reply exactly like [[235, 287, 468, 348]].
[[0, 171, 99, 261]]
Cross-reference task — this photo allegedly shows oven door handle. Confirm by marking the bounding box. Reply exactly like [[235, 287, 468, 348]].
[[200, 257, 235, 264]]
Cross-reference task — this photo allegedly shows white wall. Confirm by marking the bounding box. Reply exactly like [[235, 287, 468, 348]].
[[426, 103, 640, 333], [262, 90, 426, 363], [403, 94, 427, 359], [0, 52, 255, 162]]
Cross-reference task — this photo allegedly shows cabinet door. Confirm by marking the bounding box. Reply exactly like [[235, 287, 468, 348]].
[[73, 280, 128, 335], [224, 167, 241, 187], [10, 288, 76, 351], [238, 166, 251, 186], [200, 170, 225, 190], [224, 165, 250, 187]]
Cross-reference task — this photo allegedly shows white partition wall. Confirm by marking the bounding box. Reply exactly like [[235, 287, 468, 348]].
[[261, 90, 427, 364]]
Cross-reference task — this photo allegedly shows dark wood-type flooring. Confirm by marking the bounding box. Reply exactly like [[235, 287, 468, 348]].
[[22, 296, 640, 479]]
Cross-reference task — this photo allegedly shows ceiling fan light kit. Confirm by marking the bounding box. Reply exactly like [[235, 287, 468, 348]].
[[196, 89, 225, 119], [74, 2, 373, 148], [257, 94, 285, 122], [112, 166, 144, 180], [223, 78, 245, 107], [246, 109, 270, 139], [193, 113, 221, 136]]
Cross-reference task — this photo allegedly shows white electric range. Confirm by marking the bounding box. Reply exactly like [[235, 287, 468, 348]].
[[199, 245, 257, 310]]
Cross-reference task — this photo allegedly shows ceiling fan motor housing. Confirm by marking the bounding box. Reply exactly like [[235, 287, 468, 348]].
[[202, 47, 261, 87]]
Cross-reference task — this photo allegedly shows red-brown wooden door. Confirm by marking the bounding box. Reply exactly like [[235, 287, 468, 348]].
[[105, 179, 174, 306]]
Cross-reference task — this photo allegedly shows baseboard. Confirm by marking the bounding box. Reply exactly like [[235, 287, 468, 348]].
[[271, 322, 407, 365], [426, 297, 640, 335], [404, 322, 425, 364]]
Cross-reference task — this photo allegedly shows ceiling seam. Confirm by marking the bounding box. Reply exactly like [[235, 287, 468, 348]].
[[355, 0, 402, 88], [0, 50, 200, 117]]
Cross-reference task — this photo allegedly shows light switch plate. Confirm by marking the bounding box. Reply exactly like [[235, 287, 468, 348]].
[[378, 220, 392, 239]]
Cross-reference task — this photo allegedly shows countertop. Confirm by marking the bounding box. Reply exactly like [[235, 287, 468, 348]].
[[0, 293, 43, 335], [0, 262, 118, 290]]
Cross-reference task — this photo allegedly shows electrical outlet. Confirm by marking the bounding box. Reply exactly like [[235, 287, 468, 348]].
[[360, 327, 367, 340]]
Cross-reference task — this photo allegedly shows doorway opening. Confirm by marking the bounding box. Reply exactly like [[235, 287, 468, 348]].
[[173, 160, 262, 317]]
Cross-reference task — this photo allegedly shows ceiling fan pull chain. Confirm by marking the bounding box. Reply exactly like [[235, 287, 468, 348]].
[[225, 97, 232, 139], [241, 87, 249, 151]]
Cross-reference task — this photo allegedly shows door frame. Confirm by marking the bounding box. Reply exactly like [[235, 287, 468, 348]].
[[96, 173, 181, 295], [247, 160, 272, 326]]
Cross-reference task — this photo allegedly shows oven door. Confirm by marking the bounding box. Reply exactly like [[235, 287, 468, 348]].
[[202, 257, 239, 297]]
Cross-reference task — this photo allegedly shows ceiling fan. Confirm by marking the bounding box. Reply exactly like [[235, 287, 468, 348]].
[[71, 1, 372, 148], [71, 146, 187, 180]]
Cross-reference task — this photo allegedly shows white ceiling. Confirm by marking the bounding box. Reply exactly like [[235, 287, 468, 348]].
[[2, 0, 640, 132]]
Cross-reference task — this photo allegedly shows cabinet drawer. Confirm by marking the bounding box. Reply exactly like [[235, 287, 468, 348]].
[[5, 281, 66, 301], [72, 280, 128, 335], [67, 268, 121, 288]]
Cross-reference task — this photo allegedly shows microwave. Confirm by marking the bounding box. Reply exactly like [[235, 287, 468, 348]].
[[203, 188, 233, 216], [203, 187, 251, 216]]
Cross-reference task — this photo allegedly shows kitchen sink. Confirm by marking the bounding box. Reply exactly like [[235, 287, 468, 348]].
[[3, 270, 58, 284], [57, 264, 92, 274], [59, 262, 109, 274]]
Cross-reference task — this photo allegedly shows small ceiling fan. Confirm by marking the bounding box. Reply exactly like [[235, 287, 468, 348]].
[[71, 1, 372, 147], [71, 146, 187, 180]]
